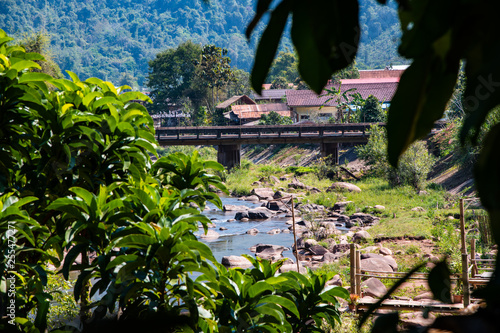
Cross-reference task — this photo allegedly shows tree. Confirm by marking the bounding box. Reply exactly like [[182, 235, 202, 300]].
[[360, 95, 385, 122], [18, 31, 63, 80], [259, 111, 293, 125], [147, 41, 204, 113], [198, 44, 235, 110], [267, 50, 299, 83], [226, 68, 252, 97], [270, 76, 288, 89], [248, 0, 500, 330]]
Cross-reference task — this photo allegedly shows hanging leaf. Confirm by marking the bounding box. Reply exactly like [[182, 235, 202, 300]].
[[428, 260, 452, 303]]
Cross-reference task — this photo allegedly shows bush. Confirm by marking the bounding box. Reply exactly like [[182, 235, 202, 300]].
[[356, 125, 435, 190]]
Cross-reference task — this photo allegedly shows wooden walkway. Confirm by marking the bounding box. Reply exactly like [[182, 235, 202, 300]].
[[356, 298, 464, 312]]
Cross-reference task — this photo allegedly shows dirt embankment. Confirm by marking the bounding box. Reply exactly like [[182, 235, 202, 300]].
[[241, 143, 475, 196]]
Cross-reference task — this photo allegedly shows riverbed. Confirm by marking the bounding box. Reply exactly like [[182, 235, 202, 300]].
[[199, 197, 296, 262]]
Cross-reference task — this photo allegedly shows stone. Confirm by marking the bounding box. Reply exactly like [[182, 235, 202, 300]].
[[327, 274, 342, 287], [223, 205, 249, 212], [350, 213, 379, 225], [332, 243, 350, 254], [337, 215, 350, 223], [235, 208, 272, 220], [269, 175, 280, 184], [309, 187, 322, 194], [246, 228, 259, 235], [222, 255, 252, 268], [227, 219, 235, 222], [288, 179, 307, 189], [273, 190, 296, 199], [266, 201, 286, 211], [255, 244, 287, 261], [352, 230, 372, 243], [321, 252, 338, 263], [282, 229, 290, 234], [251, 188, 275, 200], [241, 218, 249, 222], [374, 205, 385, 211], [411, 206, 426, 212], [308, 245, 329, 255], [362, 278, 387, 298], [379, 247, 393, 256], [267, 228, 281, 235], [418, 190, 429, 196], [360, 258, 393, 273], [279, 264, 307, 273], [327, 182, 361, 193], [251, 181, 262, 186], [333, 201, 354, 213], [360, 253, 398, 271], [345, 218, 363, 228], [305, 239, 319, 247], [199, 229, 220, 240], [363, 246, 380, 253], [219, 227, 228, 231], [246, 195, 260, 202]]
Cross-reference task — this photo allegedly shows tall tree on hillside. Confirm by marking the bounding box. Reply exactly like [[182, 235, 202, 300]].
[[267, 50, 299, 84], [147, 41, 205, 113], [198, 44, 235, 110]]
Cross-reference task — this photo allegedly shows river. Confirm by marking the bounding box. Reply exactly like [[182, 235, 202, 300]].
[[199, 196, 297, 263]]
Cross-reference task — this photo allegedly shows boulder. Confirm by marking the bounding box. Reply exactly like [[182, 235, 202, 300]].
[[235, 208, 272, 220], [309, 187, 322, 194], [345, 218, 363, 228], [332, 243, 350, 254], [308, 245, 330, 255], [255, 244, 287, 261], [333, 201, 354, 213], [219, 227, 228, 231], [305, 239, 319, 247], [327, 182, 361, 193], [288, 179, 307, 189], [246, 195, 260, 202], [360, 253, 398, 271], [269, 175, 280, 184], [279, 264, 307, 273], [337, 215, 350, 223], [379, 247, 393, 256], [251, 188, 275, 200], [360, 258, 393, 273], [273, 190, 296, 199], [327, 274, 342, 287], [350, 213, 379, 225], [352, 230, 372, 243], [199, 230, 220, 240], [222, 255, 252, 268], [267, 228, 281, 235], [246, 228, 259, 235], [321, 252, 338, 263], [411, 206, 426, 212], [266, 201, 286, 211], [361, 278, 388, 298], [374, 205, 386, 211], [223, 205, 249, 212]]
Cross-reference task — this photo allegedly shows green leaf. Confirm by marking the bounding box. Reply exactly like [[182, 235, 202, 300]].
[[61, 244, 86, 280], [372, 312, 399, 333], [247, 281, 274, 299], [19, 72, 53, 83], [11, 60, 41, 72], [260, 295, 300, 319], [475, 123, 500, 245], [251, 0, 292, 95], [246, 0, 273, 39], [387, 55, 459, 166], [291, 0, 359, 94], [428, 260, 452, 303]]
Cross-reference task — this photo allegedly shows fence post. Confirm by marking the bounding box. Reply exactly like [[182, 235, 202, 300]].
[[471, 238, 477, 277], [462, 253, 470, 307], [460, 198, 466, 255], [356, 250, 362, 295], [350, 244, 357, 296]]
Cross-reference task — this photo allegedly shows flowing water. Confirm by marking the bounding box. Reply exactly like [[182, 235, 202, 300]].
[[199, 197, 296, 262]]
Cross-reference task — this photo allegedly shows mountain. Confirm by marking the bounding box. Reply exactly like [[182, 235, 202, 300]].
[[1, 0, 407, 88]]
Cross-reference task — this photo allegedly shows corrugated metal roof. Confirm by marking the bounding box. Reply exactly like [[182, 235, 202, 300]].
[[230, 103, 292, 119], [358, 69, 405, 79], [216, 95, 256, 109]]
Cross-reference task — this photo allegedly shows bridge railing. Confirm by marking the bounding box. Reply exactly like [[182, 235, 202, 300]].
[[154, 123, 377, 141]]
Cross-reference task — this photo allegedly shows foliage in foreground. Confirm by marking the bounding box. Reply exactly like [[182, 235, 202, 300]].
[[0, 29, 348, 333]]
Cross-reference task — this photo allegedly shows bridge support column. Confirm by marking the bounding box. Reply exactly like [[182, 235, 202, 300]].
[[320, 142, 339, 164], [217, 144, 241, 169]]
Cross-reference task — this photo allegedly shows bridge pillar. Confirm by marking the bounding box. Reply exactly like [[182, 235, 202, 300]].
[[320, 142, 339, 164], [217, 144, 241, 169]]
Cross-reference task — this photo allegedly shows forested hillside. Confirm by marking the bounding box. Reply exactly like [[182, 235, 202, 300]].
[[1, 0, 407, 88]]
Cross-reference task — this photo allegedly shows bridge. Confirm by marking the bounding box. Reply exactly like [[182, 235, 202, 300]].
[[155, 123, 375, 168]]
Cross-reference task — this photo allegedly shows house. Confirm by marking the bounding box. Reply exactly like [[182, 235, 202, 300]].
[[216, 95, 256, 111], [286, 77, 399, 122], [225, 103, 292, 125]]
